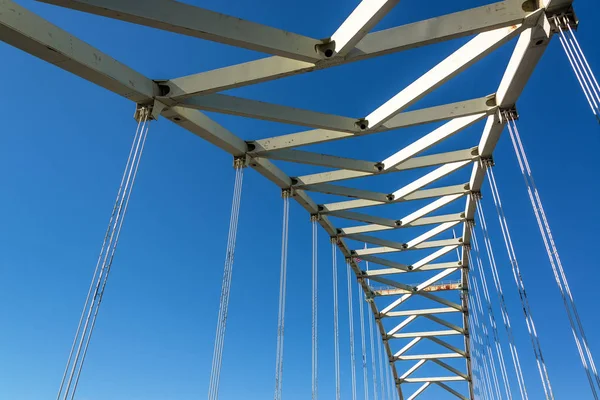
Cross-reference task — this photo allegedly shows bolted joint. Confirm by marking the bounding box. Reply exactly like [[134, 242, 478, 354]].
[[233, 155, 248, 169], [470, 191, 483, 201], [355, 118, 369, 131], [316, 40, 336, 58], [134, 100, 167, 122], [480, 156, 494, 168], [464, 243, 472, 252], [548, 9, 578, 33], [466, 218, 476, 229], [499, 106, 519, 123], [282, 188, 293, 198], [331, 236, 340, 244], [310, 213, 321, 222]]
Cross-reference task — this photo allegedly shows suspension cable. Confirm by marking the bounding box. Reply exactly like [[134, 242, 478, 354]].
[[57, 108, 151, 400], [476, 201, 528, 400], [507, 118, 600, 398], [273, 191, 290, 400], [556, 17, 600, 123], [470, 272, 502, 400], [471, 225, 513, 400], [485, 165, 554, 399], [367, 298, 379, 400], [346, 260, 358, 400], [312, 217, 319, 400], [332, 240, 341, 400], [467, 289, 491, 400], [207, 160, 245, 400], [377, 328, 385, 399], [358, 279, 369, 400], [468, 275, 500, 400]]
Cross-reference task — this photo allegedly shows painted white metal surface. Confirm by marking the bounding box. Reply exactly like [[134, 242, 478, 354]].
[[0, 0, 564, 398]]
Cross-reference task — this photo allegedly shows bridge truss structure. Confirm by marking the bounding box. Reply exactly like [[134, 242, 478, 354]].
[[1, 0, 597, 399]]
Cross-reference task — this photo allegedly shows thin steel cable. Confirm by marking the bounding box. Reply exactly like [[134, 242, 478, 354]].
[[332, 241, 341, 400], [485, 165, 553, 399], [476, 202, 528, 400], [471, 226, 513, 400], [274, 194, 290, 400], [469, 281, 499, 400], [566, 21, 600, 103], [312, 219, 318, 400], [358, 281, 369, 400], [207, 164, 244, 400], [59, 110, 151, 400], [508, 119, 600, 398], [56, 115, 145, 400], [367, 298, 379, 400], [208, 167, 243, 400], [557, 25, 600, 121], [376, 327, 385, 399], [346, 260, 358, 400], [70, 116, 152, 399], [471, 273, 502, 400]]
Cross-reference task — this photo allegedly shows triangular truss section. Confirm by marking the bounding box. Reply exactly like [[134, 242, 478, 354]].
[[0, 0, 572, 398]]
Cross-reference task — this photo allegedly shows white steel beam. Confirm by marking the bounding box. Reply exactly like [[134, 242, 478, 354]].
[[388, 315, 419, 336], [412, 245, 460, 270], [162, 107, 248, 156], [386, 308, 461, 318], [435, 382, 470, 400], [321, 184, 469, 213], [329, 211, 398, 227], [391, 330, 461, 339], [180, 94, 359, 132], [415, 268, 460, 292], [381, 114, 485, 171], [432, 359, 469, 380], [365, 262, 462, 277], [400, 359, 427, 380], [391, 161, 472, 201], [295, 148, 478, 187], [419, 292, 462, 311], [300, 184, 390, 202], [407, 382, 430, 400], [496, 19, 551, 106], [398, 353, 464, 361], [161, 1, 538, 98], [341, 213, 465, 236], [424, 314, 464, 334], [353, 238, 460, 256], [404, 377, 466, 383], [405, 221, 461, 249], [348, 235, 407, 251], [427, 337, 467, 357], [0, 0, 158, 103], [251, 97, 494, 153], [360, 255, 411, 271], [262, 150, 378, 173], [395, 337, 422, 357], [365, 24, 527, 128], [400, 194, 465, 226], [39, 0, 324, 62], [330, 0, 400, 56]]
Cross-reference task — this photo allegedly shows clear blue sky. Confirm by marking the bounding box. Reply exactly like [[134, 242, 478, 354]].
[[1, 0, 600, 399]]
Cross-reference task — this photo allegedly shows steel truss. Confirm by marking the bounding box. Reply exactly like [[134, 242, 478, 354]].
[[0, 0, 576, 398]]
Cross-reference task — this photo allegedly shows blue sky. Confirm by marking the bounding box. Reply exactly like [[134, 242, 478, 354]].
[[1, 0, 600, 399]]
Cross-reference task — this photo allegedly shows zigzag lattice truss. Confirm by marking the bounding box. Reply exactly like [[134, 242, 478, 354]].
[[0, 0, 575, 398]]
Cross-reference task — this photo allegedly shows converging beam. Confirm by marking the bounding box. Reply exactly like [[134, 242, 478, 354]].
[[38, 0, 324, 62], [160, 1, 539, 98], [330, 0, 400, 56], [0, 0, 158, 103]]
